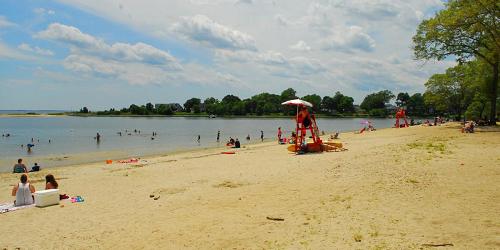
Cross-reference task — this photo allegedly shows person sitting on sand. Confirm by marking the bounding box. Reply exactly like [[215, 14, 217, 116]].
[[11, 174, 35, 206], [368, 122, 376, 131], [29, 163, 40, 172], [45, 174, 59, 190], [233, 138, 240, 148], [227, 137, 235, 146], [330, 132, 339, 140], [290, 131, 297, 144], [13, 158, 28, 173]]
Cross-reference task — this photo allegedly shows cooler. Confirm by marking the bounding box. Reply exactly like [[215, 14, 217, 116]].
[[34, 189, 59, 207]]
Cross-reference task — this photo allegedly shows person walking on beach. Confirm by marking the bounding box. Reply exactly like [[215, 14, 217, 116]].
[[217, 130, 220, 142], [260, 130, 264, 142]]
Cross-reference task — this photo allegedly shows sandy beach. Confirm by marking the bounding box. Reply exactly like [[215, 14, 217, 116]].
[[0, 123, 499, 249]]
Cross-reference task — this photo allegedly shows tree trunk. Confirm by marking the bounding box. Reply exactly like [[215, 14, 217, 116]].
[[489, 62, 499, 125]]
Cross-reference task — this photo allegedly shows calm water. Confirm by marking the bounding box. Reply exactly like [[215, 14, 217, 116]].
[[0, 116, 394, 172]]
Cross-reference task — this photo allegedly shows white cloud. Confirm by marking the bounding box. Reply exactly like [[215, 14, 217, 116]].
[[0, 15, 15, 28], [0, 41, 37, 61], [35, 23, 247, 87], [34, 8, 55, 15], [36, 23, 106, 50], [171, 15, 257, 51], [18, 43, 54, 56], [289, 40, 311, 51], [321, 26, 376, 53], [36, 23, 180, 68], [216, 49, 325, 77]]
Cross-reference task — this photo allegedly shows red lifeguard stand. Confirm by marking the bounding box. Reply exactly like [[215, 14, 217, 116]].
[[395, 108, 409, 128], [295, 111, 322, 152], [281, 99, 323, 153]]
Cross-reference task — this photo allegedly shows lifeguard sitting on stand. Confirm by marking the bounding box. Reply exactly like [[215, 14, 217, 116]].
[[295, 106, 322, 152]]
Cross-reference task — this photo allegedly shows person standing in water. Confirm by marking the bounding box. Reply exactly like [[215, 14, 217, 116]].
[[260, 130, 264, 142], [217, 130, 220, 142], [197, 135, 201, 143], [277, 127, 282, 142], [96, 132, 101, 142]]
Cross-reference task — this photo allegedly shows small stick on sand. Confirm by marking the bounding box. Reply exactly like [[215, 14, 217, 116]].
[[266, 216, 284, 221], [421, 243, 454, 247]]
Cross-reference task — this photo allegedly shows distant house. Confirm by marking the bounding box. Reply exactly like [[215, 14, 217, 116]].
[[385, 104, 398, 114], [168, 103, 184, 112], [353, 105, 362, 113]]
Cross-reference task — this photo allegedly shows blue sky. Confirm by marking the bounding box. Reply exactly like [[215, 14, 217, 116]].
[[0, 0, 451, 110]]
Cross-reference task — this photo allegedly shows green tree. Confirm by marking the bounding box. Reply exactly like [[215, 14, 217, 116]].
[[413, 0, 499, 124], [184, 98, 201, 113], [156, 104, 173, 115], [204, 97, 220, 115], [396, 92, 410, 107], [302, 94, 322, 112], [145, 102, 154, 113], [407, 93, 426, 116], [79, 107, 89, 113], [321, 96, 336, 114], [331, 92, 354, 113], [360, 90, 395, 111], [280, 88, 298, 115], [251, 92, 281, 115], [280, 88, 297, 102], [424, 62, 479, 119], [221, 95, 241, 104]]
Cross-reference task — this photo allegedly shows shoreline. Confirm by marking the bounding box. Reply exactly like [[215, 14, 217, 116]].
[[0, 127, 352, 174]]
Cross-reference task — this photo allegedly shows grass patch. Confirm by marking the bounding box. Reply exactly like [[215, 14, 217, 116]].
[[407, 142, 423, 149]]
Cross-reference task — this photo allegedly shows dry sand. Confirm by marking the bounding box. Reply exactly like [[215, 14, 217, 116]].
[[0, 123, 499, 249]]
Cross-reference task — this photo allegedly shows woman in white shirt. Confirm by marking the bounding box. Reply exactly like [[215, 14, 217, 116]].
[[11, 174, 35, 206]]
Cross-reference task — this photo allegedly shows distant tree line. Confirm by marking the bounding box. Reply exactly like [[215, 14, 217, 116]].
[[78, 87, 441, 118]]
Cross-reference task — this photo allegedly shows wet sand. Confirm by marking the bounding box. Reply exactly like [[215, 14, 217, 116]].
[[0, 123, 499, 249]]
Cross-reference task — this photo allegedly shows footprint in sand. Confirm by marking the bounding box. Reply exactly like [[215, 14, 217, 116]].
[[149, 187, 186, 200]]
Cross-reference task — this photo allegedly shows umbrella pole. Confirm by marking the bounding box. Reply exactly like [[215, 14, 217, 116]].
[[295, 105, 299, 153]]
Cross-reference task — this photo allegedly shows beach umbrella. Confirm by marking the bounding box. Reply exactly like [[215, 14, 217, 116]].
[[281, 99, 313, 121], [281, 99, 313, 107], [360, 120, 370, 125]]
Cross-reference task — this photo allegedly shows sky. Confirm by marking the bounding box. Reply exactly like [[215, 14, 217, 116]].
[[0, 0, 454, 110]]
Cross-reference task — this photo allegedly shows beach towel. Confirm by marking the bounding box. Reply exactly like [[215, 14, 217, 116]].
[[0, 202, 35, 214], [118, 158, 139, 163]]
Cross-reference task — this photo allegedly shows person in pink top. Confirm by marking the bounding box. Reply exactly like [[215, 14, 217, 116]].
[[277, 127, 282, 142]]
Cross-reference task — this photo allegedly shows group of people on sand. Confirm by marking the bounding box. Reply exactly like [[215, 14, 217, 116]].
[[13, 158, 41, 173], [226, 137, 241, 148], [11, 172, 59, 207], [463, 121, 475, 133]]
